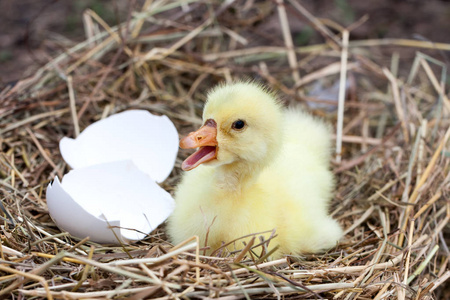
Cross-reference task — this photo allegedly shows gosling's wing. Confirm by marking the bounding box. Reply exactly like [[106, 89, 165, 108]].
[[264, 109, 334, 207]]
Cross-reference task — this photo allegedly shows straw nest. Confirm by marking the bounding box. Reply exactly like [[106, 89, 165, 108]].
[[0, 1, 449, 299]]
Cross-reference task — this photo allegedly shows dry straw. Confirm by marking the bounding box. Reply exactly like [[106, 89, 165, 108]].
[[0, 1, 448, 299]]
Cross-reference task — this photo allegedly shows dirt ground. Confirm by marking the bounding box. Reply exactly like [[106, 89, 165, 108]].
[[1, 0, 449, 85]]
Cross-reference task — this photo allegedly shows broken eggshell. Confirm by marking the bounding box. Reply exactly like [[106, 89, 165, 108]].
[[60, 110, 178, 183], [46, 110, 178, 244], [47, 161, 175, 243]]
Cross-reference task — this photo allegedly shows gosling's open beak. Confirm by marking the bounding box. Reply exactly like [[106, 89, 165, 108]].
[[180, 120, 218, 171]]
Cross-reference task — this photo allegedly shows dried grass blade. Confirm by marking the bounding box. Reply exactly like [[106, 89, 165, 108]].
[[413, 191, 442, 219], [398, 127, 450, 246], [108, 241, 197, 266], [335, 30, 349, 163], [407, 245, 439, 285], [0, 109, 69, 135], [276, 0, 301, 84], [67, 76, 80, 137], [287, 0, 341, 47], [0, 251, 66, 298], [233, 236, 255, 264], [0, 265, 53, 300], [383, 68, 410, 143], [418, 57, 450, 114], [25, 127, 62, 178]]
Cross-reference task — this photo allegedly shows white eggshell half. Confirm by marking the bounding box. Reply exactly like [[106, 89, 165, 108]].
[[60, 110, 178, 183], [46, 160, 175, 244]]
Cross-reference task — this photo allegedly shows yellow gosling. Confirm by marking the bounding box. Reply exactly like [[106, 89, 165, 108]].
[[168, 81, 342, 257]]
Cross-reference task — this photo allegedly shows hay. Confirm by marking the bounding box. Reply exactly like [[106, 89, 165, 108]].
[[0, 1, 449, 299]]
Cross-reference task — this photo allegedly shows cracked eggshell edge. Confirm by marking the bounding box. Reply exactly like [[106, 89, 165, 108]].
[[46, 177, 126, 244], [59, 110, 179, 183]]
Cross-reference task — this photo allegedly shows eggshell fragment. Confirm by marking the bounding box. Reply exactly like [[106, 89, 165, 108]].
[[60, 110, 178, 183], [47, 160, 175, 243], [47, 110, 179, 244]]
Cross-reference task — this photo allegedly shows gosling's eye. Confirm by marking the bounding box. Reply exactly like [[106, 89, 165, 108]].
[[232, 120, 246, 130]]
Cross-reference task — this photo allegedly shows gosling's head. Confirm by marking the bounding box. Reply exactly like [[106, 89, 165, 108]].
[[180, 82, 283, 171]]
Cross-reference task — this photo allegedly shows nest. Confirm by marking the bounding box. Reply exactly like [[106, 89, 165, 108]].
[[0, 1, 449, 299]]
